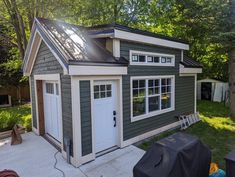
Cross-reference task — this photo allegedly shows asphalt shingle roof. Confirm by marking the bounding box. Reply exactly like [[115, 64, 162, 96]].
[[180, 55, 203, 68]]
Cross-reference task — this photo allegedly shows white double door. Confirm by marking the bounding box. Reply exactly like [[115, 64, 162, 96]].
[[93, 80, 118, 153], [43, 81, 61, 142]]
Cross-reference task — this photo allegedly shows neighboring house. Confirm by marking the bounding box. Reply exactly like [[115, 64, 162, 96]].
[[23, 18, 202, 167], [197, 78, 228, 102]]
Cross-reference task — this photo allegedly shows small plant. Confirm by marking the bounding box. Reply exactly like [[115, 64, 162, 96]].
[[0, 104, 31, 132]]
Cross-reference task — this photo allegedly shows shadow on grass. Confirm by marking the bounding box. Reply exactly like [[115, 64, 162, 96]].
[[197, 100, 229, 118]]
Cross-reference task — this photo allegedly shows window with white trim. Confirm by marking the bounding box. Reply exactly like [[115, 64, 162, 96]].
[[131, 76, 174, 120], [130, 50, 175, 66]]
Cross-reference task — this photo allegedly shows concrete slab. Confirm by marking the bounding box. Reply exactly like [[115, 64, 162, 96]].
[[0, 132, 86, 177], [80, 145, 145, 177], [0, 132, 145, 177]]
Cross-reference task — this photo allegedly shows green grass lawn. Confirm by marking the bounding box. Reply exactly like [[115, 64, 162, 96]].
[[139, 100, 235, 169], [0, 104, 32, 132]]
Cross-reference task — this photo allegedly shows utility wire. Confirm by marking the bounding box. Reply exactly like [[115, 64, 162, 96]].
[[54, 151, 65, 177]]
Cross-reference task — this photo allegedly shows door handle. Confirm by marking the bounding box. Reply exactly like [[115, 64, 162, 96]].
[[113, 117, 116, 127]]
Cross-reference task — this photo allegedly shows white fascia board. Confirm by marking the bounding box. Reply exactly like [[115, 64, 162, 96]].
[[69, 65, 128, 75], [114, 29, 189, 50], [179, 64, 202, 74]]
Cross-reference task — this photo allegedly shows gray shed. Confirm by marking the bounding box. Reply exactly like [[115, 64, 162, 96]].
[[197, 78, 229, 102]]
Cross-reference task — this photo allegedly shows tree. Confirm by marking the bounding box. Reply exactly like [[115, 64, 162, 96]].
[[227, 0, 235, 117], [0, 0, 69, 60]]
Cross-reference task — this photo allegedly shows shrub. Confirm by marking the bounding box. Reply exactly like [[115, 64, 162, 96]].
[[0, 104, 31, 132]]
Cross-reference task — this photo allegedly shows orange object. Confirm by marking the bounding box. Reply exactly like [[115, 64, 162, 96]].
[[209, 163, 219, 175]]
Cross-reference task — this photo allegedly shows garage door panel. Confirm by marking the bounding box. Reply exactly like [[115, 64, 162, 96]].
[[43, 81, 61, 142]]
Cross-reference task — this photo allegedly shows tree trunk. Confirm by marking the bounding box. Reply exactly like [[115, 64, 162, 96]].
[[3, 0, 28, 60], [229, 0, 235, 118], [229, 49, 235, 118]]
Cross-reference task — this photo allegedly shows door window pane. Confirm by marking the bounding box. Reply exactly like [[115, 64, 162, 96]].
[[100, 85, 105, 91], [100, 91, 105, 98], [94, 92, 99, 99], [46, 83, 54, 94], [106, 84, 111, 91], [106, 91, 112, 97], [94, 85, 99, 92]]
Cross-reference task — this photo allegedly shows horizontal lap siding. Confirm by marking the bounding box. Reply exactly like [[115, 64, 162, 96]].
[[121, 41, 194, 140], [80, 81, 92, 156], [31, 41, 73, 155]]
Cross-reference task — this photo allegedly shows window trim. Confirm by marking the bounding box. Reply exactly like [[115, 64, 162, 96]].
[[130, 75, 175, 122], [129, 50, 175, 67]]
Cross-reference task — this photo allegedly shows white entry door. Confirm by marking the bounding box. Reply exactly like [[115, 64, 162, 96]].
[[43, 81, 61, 142], [93, 81, 118, 153]]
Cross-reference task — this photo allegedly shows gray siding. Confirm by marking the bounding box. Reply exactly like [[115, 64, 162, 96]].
[[30, 41, 73, 154], [120, 41, 195, 140], [80, 81, 92, 156]]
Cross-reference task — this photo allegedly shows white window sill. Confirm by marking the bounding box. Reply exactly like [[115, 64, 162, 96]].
[[131, 107, 175, 122]]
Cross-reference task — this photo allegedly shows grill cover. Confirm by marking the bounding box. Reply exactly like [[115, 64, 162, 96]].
[[133, 132, 211, 177]]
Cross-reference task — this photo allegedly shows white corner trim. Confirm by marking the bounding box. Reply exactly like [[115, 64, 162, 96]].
[[114, 29, 189, 50], [90, 79, 96, 159], [29, 77, 39, 134], [129, 50, 175, 67], [69, 65, 127, 76], [179, 64, 202, 74], [181, 50, 184, 61], [32, 127, 39, 135], [71, 76, 83, 167], [113, 39, 120, 57], [122, 121, 181, 147], [62, 150, 79, 167], [130, 75, 175, 122], [194, 74, 197, 113]]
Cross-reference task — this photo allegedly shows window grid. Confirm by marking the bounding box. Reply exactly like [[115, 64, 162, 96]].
[[94, 84, 112, 99], [132, 77, 173, 118], [131, 53, 173, 64]]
